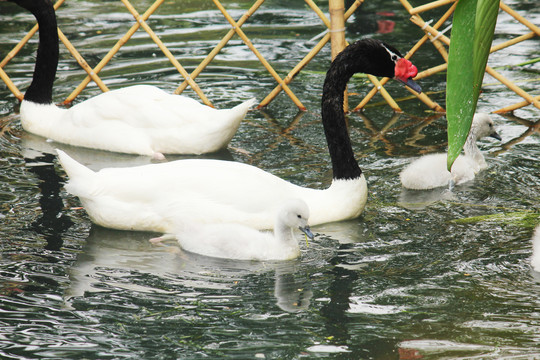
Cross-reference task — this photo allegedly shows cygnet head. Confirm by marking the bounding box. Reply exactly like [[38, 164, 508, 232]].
[[277, 199, 314, 239], [471, 113, 502, 141]]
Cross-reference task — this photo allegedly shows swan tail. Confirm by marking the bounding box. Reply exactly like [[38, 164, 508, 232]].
[[56, 149, 95, 180], [232, 98, 257, 115]]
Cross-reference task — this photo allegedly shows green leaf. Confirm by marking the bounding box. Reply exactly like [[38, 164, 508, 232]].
[[450, 211, 540, 227], [446, 0, 499, 171]]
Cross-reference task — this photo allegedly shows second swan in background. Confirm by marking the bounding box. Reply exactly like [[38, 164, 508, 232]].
[[8, 0, 255, 158]]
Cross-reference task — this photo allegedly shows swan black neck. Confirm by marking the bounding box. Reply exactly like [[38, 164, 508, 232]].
[[16, 0, 59, 104], [322, 39, 396, 181]]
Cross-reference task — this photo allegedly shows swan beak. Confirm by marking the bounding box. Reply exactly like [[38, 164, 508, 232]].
[[490, 131, 502, 141], [299, 226, 314, 240], [396, 77, 422, 93]]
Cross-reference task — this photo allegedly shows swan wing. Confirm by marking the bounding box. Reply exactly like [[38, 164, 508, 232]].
[[37, 86, 254, 155], [176, 223, 275, 260], [400, 154, 452, 190], [62, 156, 303, 232]]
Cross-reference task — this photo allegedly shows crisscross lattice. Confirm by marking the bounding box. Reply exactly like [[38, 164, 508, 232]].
[[397, 0, 539, 114], [1, 0, 538, 114]]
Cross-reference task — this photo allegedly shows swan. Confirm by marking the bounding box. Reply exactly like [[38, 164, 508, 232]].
[[150, 199, 314, 261], [532, 225, 540, 272], [7, 0, 255, 157], [56, 38, 422, 232], [400, 113, 501, 190]]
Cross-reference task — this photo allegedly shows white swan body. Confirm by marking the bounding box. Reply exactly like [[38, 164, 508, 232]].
[[56, 39, 421, 232], [57, 150, 366, 232], [10, 0, 254, 156], [21, 89, 255, 156], [152, 199, 314, 261], [532, 225, 540, 272], [400, 113, 501, 190]]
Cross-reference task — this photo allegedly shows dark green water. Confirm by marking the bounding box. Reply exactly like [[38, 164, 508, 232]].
[[1, 0, 539, 358]]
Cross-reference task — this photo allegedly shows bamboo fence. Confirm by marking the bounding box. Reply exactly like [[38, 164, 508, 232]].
[[0, 0, 538, 114]]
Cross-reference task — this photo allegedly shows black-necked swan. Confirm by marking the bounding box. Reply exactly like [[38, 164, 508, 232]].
[[6, 0, 255, 158], [400, 113, 501, 190], [150, 199, 314, 261], [56, 38, 422, 232], [532, 225, 540, 272]]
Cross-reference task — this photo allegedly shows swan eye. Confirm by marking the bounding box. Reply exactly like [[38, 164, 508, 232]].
[[297, 214, 302, 219], [391, 55, 398, 62], [489, 123, 493, 128]]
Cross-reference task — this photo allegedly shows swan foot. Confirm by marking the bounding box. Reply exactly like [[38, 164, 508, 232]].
[[152, 152, 166, 161], [149, 235, 185, 257], [149, 236, 165, 245], [149, 233, 176, 245]]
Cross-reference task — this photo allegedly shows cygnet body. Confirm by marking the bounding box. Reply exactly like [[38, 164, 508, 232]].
[[531, 225, 540, 272], [151, 199, 314, 261], [400, 113, 501, 190]]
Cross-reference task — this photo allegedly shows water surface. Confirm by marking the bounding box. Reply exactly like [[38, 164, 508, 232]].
[[1, 0, 539, 358]]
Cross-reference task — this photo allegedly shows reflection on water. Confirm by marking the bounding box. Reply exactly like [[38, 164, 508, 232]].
[[67, 225, 314, 314], [0, 0, 539, 358]]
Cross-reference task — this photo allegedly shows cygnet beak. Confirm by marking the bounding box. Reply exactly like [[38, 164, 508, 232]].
[[299, 226, 314, 240], [490, 131, 502, 141]]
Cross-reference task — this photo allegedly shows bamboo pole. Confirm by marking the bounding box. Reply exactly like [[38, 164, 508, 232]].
[[366, 75, 401, 112], [486, 66, 540, 108], [328, 0, 346, 60], [415, 63, 447, 79], [500, 2, 540, 36], [409, 0, 457, 15], [305, 0, 331, 28], [0, 27, 38, 69], [0, 66, 22, 100], [305, 0, 363, 28], [493, 95, 540, 114], [259, 32, 330, 108], [490, 32, 536, 53], [259, 0, 363, 108], [212, 0, 306, 110], [409, 15, 451, 46], [0, 0, 66, 68], [175, 0, 265, 95], [57, 29, 109, 93], [353, 79, 389, 110], [430, 35, 449, 62], [405, 1, 457, 57], [328, 0, 348, 112], [120, 0, 211, 106], [64, 0, 166, 104], [406, 88, 445, 112]]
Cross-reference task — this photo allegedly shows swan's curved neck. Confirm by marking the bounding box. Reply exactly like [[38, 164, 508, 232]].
[[321, 47, 363, 180], [24, 1, 58, 104]]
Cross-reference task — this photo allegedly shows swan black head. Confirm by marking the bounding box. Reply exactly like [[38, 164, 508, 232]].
[[321, 39, 422, 181], [331, 39, 421, 93]]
